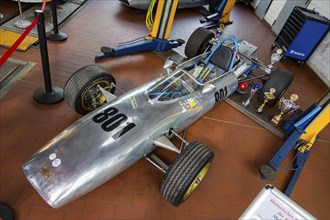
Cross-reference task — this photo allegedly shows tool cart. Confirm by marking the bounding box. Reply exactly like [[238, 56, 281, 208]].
[[272, 6, 330, 65]]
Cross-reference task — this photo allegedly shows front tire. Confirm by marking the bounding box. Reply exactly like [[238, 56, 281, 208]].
[[160, 142, 214, 206], [257, 68, 293, 107], [64, 64, 116, 115], [185, 27, 215, 59]]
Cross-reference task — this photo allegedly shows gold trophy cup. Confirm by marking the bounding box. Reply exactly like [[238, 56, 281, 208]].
[[255, 88, 276, 114], [271, 94, 300, 126]]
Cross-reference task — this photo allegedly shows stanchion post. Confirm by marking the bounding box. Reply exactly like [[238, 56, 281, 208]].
[[46, 0, 67, 41], [34, 10, 64, 104], [14, 0, 31, 29]]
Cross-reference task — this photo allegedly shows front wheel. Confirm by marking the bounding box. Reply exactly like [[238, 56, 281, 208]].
[[257, 68, 293, 107], [64, 64, 116, 115], [160, 142, 214, 206]]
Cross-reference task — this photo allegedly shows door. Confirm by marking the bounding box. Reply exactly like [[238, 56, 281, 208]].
[[271, 0, 311, 35], [255, 0, 272, 20]]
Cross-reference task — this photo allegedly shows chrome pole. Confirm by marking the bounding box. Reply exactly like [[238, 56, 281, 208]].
[[14, 0, 31, 29]]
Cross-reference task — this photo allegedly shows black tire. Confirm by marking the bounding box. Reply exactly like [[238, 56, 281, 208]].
[[209, 0, 221, 13], [160, 142, 214, 206], [64, 64, 116, 115], [0, 203, 14, 220], [257, 68, 293, 107], [185, 27, 215, 59]]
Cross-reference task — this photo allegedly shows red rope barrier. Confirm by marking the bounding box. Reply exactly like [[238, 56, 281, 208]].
[[0, 0, 48, 67]]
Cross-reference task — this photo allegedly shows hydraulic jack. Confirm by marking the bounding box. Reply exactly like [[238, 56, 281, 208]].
[[95, 0, 184, 61], [259, 91, 330, 196], [200, 0, 235, 29]]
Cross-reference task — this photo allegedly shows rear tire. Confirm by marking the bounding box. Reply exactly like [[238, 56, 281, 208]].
[[185, 27, 215, 59], [257, 68, 293, 107], [160, 142, 214, 206], [64, 65, 116, 115], [0, 203, 14, 220]]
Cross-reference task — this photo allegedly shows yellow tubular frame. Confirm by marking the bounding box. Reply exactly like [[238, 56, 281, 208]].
[[148, 0, 179, 40], [220, 0, 235, 24], [298, 104, 330, 153]]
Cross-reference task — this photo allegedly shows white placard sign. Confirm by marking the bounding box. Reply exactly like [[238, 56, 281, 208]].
[[240, 185, 316, 220]]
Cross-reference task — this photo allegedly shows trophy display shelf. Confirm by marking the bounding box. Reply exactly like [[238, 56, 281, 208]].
[[226, 92, 286, 139]]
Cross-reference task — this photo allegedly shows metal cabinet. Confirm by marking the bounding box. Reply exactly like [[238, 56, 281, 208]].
[[272, 6, 329, 64]]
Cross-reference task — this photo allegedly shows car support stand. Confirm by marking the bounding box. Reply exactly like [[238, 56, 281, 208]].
[[200, 0, 235, 29], [95, 0, 184, 61], [259, 91, 330, 196]]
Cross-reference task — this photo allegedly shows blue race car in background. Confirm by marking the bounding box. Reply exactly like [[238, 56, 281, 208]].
[[119, 0, 222, 12]]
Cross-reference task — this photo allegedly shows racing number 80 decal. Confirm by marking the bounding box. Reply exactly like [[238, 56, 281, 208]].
[[215, 87, 227, 102], [92, 107, 136, 140]]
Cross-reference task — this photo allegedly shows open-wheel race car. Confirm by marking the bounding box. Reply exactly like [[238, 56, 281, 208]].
[[22, 27, 294, 208]]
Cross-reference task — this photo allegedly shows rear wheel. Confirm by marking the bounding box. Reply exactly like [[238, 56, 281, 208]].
[[257, 68, 293, 107], [64, 64, 116, 115], [160, 142, 214, 206], [185, 27, 215, 59]]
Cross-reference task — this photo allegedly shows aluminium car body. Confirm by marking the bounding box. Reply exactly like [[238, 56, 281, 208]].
[[22, 51, 239, 208], [22, 30, 288, 208]]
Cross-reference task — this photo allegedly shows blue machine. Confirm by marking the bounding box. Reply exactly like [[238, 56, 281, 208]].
[[95, 0, 183, 61], [272, 7, 330, 64], [200, 0, 235, 29]]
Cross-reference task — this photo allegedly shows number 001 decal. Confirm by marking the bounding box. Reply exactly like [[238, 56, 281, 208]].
[[215, 87, 228, 102], [92, 107, 136, 140]]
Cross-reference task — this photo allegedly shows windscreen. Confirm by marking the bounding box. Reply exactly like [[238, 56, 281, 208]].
[[148, 71, 198, 101]]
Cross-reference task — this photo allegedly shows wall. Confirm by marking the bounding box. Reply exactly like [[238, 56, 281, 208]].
[[261, 0, 330, 86], [263, 0, 286, 26], [250, 0, 260, 9], [306, 0, 330, 85]]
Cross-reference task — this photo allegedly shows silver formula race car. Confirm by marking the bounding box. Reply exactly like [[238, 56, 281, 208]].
[[22, 27, 293, 208]]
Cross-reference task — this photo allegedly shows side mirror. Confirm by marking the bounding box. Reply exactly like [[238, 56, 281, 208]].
[[202, 83, 216, 94]]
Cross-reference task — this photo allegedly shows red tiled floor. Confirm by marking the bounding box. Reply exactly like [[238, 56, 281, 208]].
[[1, 0, 329, 219]]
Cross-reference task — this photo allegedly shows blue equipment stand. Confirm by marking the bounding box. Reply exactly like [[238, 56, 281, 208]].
[[94, 0, 184, 61], [200, 0, 234, 29], [95, 38, 184, 61], [259, 91, 329, 197]]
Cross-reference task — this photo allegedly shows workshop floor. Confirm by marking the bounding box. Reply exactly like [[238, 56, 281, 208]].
[[0, 0, 329, 219]]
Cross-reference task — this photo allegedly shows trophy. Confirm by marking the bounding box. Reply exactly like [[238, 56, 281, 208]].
[[271, 94, 300, 126], [242, 84, 261, 107], [268, 49, 283, 69], [255, 88, 276, 114]]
